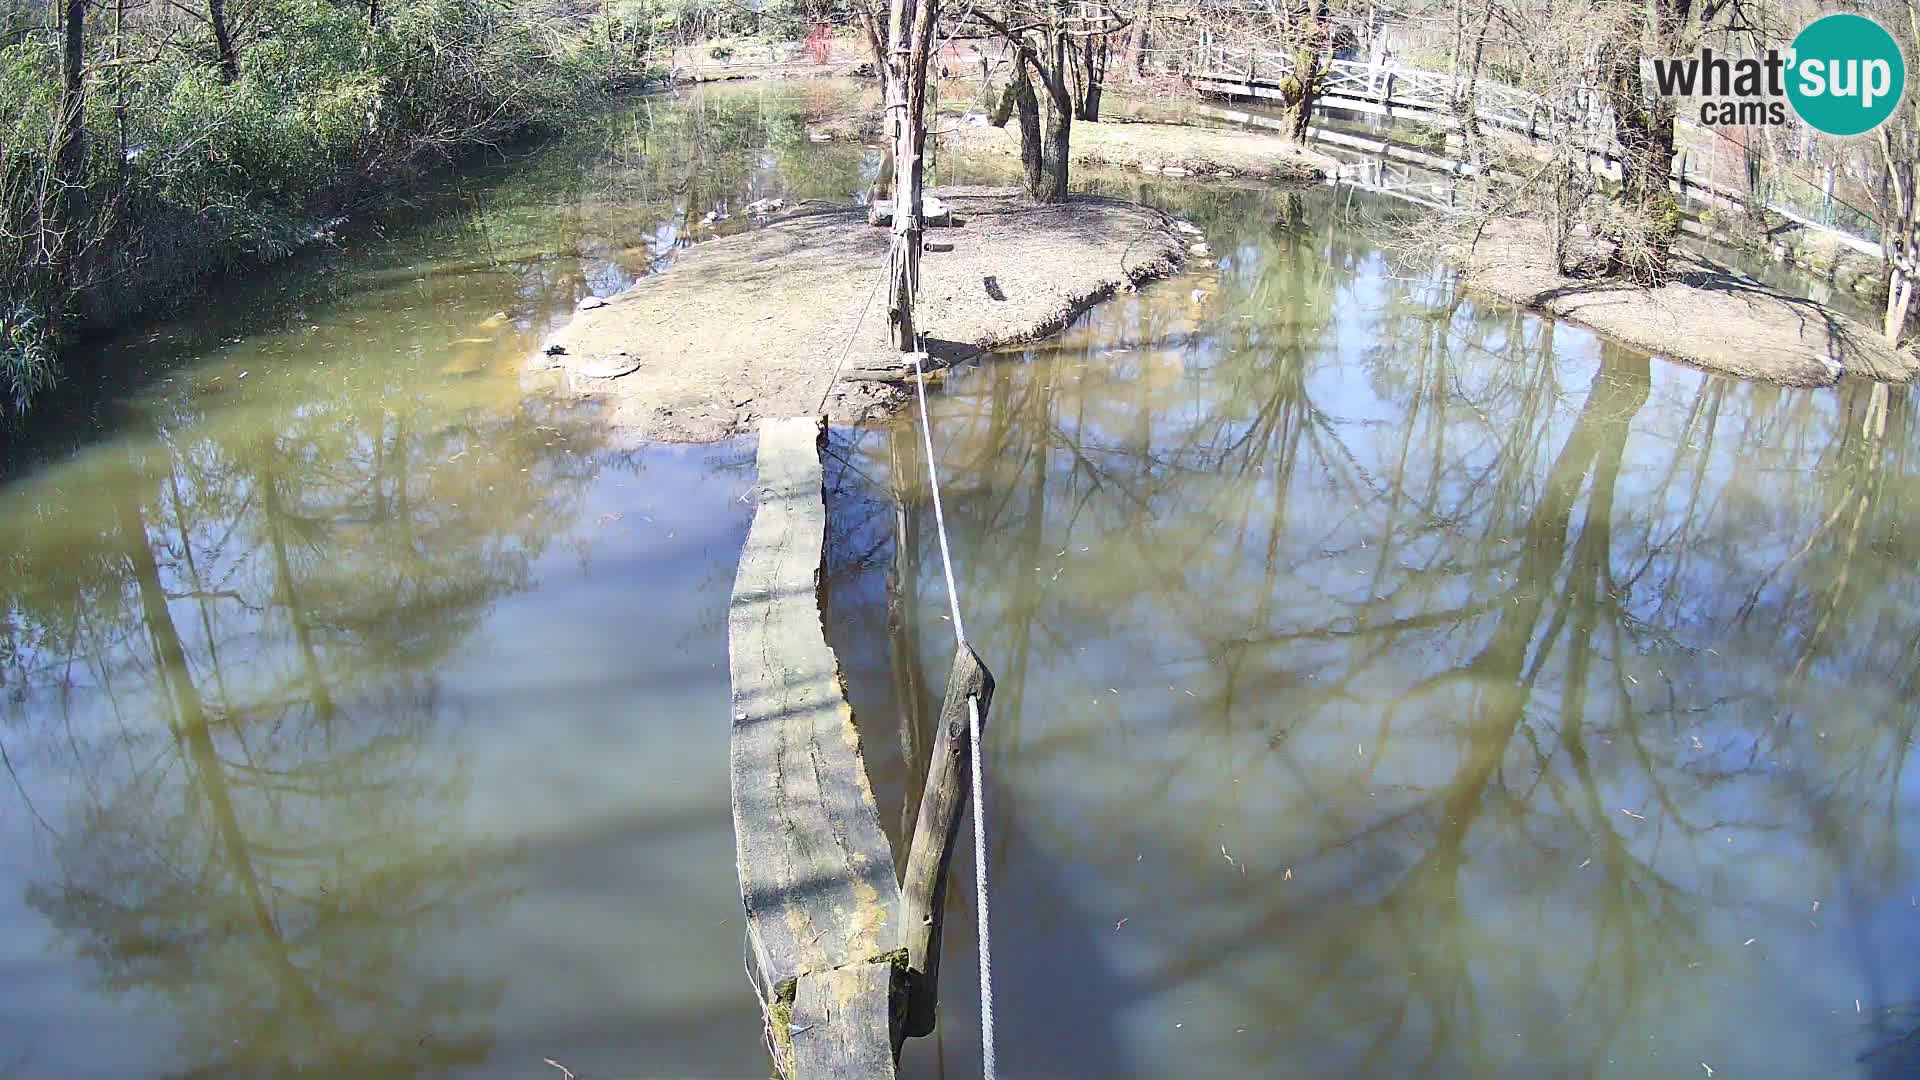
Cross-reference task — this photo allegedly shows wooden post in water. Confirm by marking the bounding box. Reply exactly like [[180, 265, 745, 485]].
[[899, 643, 995, 1037], [887, 426, 931, 843]]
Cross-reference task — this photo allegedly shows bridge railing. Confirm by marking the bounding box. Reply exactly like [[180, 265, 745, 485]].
[[1185, 42, 1885, 256]]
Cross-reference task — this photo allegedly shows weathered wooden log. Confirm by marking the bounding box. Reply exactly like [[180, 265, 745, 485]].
[[899, 642, 995, 1038], [841, 352, 943, 384], [787, 961, 902, 1079], [729, 416, 903, 1078], [886, 425, 931, 847]]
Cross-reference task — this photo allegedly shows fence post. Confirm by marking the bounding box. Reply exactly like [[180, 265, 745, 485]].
[[900, 644, 996, 1039]]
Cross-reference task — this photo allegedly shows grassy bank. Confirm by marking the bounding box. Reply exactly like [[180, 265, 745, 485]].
[[0, 0, 658, 413]]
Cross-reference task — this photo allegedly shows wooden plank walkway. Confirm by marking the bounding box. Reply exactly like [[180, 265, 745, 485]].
[[729, 416, 902, 1079], [727, 415, 996, 1076]]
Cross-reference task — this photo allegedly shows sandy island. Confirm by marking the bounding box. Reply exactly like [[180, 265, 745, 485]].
[[1464, 220, 1917, 387], [533, 190, 1185, 442], [527, 75, 1907, 442]]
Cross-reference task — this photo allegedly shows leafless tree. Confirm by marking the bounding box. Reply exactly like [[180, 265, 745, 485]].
[[883, 0, 939, 348], [1862, 0, 1920, 345]]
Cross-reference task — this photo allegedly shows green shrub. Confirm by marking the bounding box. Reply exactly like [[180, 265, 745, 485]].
[[0, 0, 646, 414], [0, 304, 55, 413]]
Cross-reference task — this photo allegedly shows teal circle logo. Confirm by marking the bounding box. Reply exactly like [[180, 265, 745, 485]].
[[1787, 13, 1905, 136]]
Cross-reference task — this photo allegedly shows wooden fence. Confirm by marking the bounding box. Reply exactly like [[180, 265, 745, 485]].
[[1183, 42, 1883, 258]]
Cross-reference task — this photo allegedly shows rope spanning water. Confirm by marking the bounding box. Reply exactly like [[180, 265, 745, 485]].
[[816, 263, 889, 416], [909, 335, 997, 1080], [817, 224, 996, 1078]]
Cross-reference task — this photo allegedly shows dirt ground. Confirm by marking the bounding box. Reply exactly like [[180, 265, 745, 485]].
[[1463, 220, 1917, 387], [937, 116, 1335, 184], [532, 191, 1185, 442]]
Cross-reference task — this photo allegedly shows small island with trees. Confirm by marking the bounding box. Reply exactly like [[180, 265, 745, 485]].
[[9, 0, 1920, 421]]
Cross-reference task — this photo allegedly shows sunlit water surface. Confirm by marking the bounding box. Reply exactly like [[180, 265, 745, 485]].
[[846, 187, 1920, 1080], [2, 81, 1917, 1080]]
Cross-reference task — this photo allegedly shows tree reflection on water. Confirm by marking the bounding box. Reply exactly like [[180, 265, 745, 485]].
[[839, 185, 1920, 1079], [2, 383, 603, 1076]]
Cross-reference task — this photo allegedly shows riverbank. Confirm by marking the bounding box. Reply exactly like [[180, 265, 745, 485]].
[[667, 37, 871, 83], [938, 115, 1335, 183], [532, 190, 1185, 442], [1, 0, 652, 414], [1463, 219, 1917, 386]]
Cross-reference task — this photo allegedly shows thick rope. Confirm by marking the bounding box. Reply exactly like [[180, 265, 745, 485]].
[[910, 345, 967, 646], [795, 65, 994, 1065], [910, 341, 996, 1080], [965, 692, 993, 1077]]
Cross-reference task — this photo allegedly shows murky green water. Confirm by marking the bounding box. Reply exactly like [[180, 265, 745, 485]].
[[844, 183, 1920, 1079], [4, 81, 1918, 1079], [0, 82, 881, 1079]]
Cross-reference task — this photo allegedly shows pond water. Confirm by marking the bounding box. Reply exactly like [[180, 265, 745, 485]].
[[845, 184, 1920, 1079], [2, 80, 1917, 1080], [0, 83, 883, 1078]]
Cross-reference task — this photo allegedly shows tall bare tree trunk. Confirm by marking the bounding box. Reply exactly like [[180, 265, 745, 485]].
[[884, 0, 915, 350], [43, 0, 87, 336], [1458, 0, 1493, 167], [1280, 0, 1329, 144], [1742, 128, 1765, 223], [1881, 129, 1917, 346], [1880, 0, 1920, 345], [984, 8, 1074, 202], [860, 0, 888, 75], [209, 0, 238, 83], [58, 0, 83, 180], [989, 61, 1020, 126], [112, 0, 126, 172], [1012, 54, 1044, 196], [1038, 10, 1072, 201], [1550, 145, 1575, 273], [1041, 78, 1071, 199], [1600, 0, 1681, 283], [885, 0, 937, 350], [1076, 33, 1107, 121], [1887, 272, 1914, 346]]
